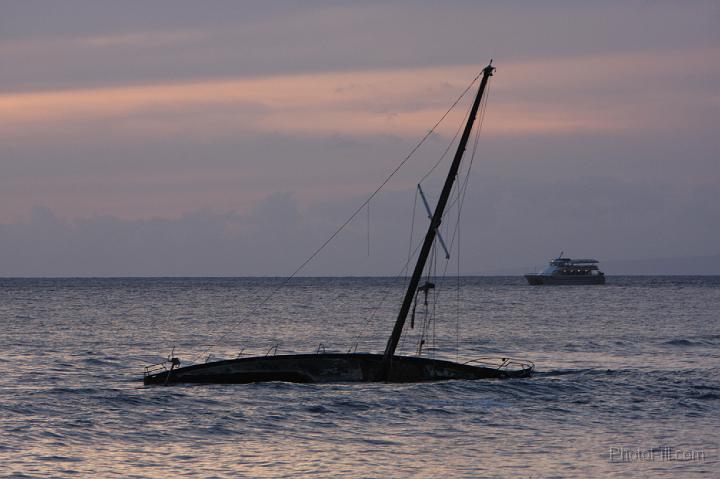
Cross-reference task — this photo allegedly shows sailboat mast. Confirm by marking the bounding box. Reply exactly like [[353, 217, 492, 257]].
[[381, 62, 494, 373]]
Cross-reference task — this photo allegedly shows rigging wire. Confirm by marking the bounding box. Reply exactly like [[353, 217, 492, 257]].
[[192, 72, 484, 363], [354, 77, 493, 358], [418, 99, 474, 185], [456, 148, 461, 362], [414, 238, 437, 356], [367, 201, 370, 256], [406, 188, 418, 273], [347, 77, 488, 355], [347, 233, 425, 353], [426, 79, 491, 360]]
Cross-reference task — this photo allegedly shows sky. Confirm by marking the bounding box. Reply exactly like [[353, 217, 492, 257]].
[[1, 0, 719, 276]]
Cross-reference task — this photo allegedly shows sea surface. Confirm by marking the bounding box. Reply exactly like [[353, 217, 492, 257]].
[[1, 276, 719, 478]]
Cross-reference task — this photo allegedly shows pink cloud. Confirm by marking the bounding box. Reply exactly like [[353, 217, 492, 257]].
[[5, 48, 714, 146]]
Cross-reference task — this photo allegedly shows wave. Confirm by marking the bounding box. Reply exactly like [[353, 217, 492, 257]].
[[82, 358, 119, 366], [34, 455, 84, 463], [535, 368, 617, 377], [33, 387, 101, 396], [662, 338, 707, 347]]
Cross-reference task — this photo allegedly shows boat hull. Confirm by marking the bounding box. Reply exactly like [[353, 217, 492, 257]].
[[525, 274, 605, 285], [143, 353, 533, 385]]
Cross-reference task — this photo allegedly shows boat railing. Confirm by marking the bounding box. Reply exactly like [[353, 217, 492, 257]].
[[143, 347, 181, 378], [265, 343, 279, 357], [143, 357, 181, 377], [463, 357, 535, 372], [143, 361, 170, 377]]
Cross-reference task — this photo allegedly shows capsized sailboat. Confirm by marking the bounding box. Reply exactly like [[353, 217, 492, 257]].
[[143, 63, 534, 385]]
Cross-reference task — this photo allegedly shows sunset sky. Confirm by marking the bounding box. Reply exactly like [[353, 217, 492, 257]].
[[1, 1, 718, 276]]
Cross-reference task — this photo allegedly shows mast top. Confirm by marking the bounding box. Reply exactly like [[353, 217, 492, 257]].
[[484, 61, 495, 76]]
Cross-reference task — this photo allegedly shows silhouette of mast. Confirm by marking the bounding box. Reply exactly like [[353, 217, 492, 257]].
[[380, 62, 494, 378]]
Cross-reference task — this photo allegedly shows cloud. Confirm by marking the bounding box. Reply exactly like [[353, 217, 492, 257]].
[[3, 48, 717, 147], [2, 2, 717, 91], [2, 175, 718, 277]]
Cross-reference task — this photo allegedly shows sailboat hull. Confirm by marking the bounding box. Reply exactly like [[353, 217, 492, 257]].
[[143, 353, 533, 385]]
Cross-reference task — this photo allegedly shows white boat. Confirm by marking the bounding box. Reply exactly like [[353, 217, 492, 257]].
[[525, 254, 605, 285]]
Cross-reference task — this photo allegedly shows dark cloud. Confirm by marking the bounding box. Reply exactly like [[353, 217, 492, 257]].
[[2, 2, 717, 91], [2, 171, 718, 276]]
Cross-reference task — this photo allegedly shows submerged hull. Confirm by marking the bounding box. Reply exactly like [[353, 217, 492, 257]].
[[525, 274, 605, 285], [143, 353, 533, 385]]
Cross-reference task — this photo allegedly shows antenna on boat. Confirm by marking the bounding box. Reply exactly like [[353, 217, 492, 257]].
[[380, 62, 495, 380]]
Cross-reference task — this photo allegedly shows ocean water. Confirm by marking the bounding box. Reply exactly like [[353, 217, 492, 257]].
[[1, 276, 719, 478]]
